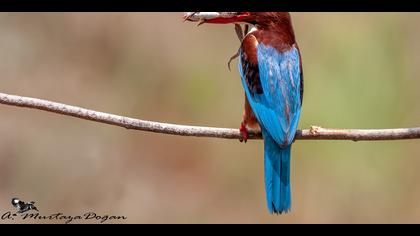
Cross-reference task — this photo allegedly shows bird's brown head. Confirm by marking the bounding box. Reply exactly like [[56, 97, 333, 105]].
[[183, 12, 291, 29], [184, 12, 297, 50]]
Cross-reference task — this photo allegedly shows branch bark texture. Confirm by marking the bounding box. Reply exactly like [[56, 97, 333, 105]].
[[1, 92, 420, 141]]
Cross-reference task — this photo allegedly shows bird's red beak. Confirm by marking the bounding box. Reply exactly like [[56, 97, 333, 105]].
[[183, 12, 251, 26]]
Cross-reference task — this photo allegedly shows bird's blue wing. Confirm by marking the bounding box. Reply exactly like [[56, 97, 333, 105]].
[[239, 45, 302, 146]]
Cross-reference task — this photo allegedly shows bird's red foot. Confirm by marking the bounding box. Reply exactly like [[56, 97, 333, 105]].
[[239, 122, 249, 143]]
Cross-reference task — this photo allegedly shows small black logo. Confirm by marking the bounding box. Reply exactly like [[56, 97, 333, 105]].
[[2, 198, 126, 223], [11, 198, 38, 214]]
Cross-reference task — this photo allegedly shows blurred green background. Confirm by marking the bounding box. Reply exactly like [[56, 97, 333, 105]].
[[0, 13, 419, 223]]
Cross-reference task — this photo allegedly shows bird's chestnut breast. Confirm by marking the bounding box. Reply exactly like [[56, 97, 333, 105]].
[[241, 33, 263, 95]]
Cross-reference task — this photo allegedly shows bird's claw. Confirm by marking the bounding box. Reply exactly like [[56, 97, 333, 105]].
[[239, 122, 249, 143]]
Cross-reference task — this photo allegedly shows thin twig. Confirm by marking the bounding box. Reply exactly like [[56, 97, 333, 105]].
[[1, 92, 420, 141]]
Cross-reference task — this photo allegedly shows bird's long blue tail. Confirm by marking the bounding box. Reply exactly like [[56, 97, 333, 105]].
[[262, 130, 291, 214]]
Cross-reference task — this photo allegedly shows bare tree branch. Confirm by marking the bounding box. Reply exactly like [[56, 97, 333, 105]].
[[1, 92, 420, 141]]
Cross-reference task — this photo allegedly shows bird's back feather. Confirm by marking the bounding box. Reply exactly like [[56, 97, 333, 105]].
[[239, 36, 302, 214]]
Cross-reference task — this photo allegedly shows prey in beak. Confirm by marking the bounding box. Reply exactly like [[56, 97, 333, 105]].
[[183, 12, 251, 70], [228, 23, 249, 71], [183, 12, 242, 26]]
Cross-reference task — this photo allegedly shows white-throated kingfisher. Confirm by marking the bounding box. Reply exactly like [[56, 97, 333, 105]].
[[184, 12, 303, 214]]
